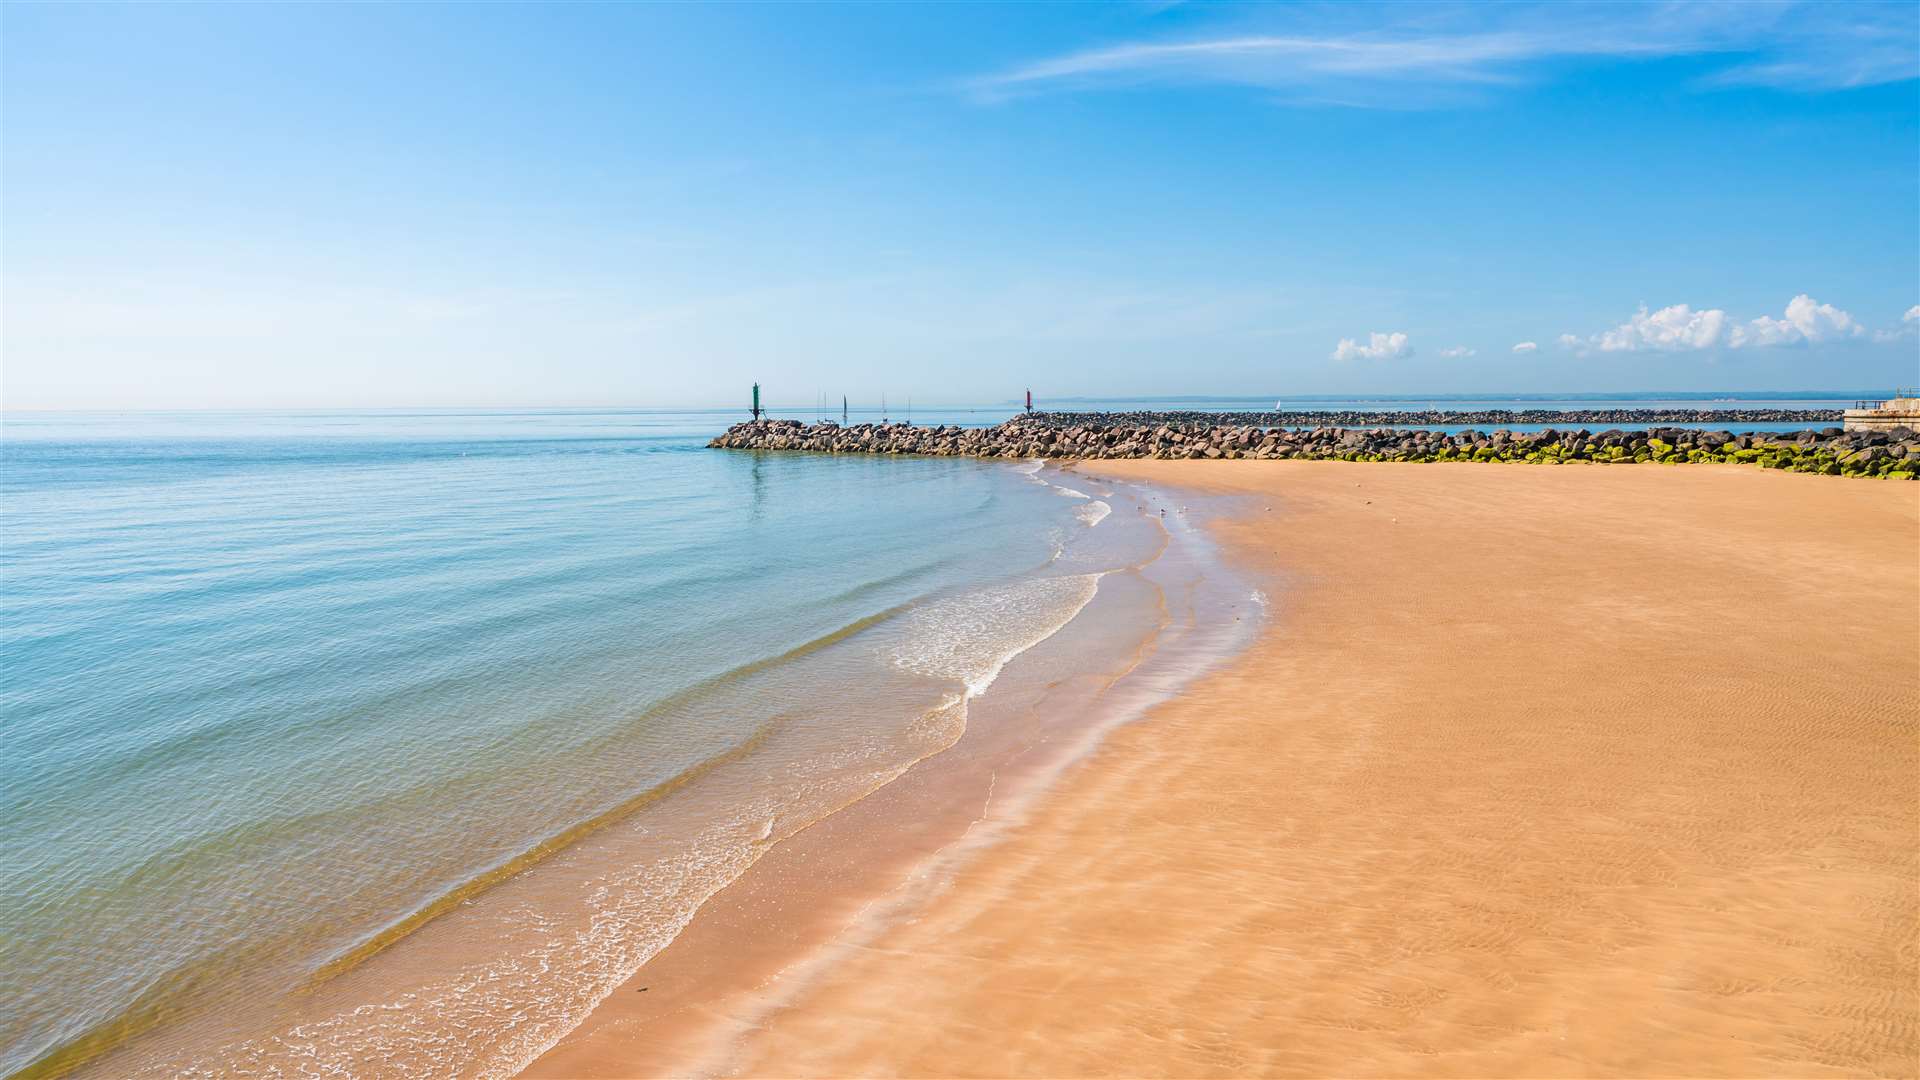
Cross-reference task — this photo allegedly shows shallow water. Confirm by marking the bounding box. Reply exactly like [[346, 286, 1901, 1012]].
[[2, 407, 1145, 1077]]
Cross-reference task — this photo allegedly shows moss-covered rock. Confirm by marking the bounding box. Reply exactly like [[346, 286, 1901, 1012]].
[[710, 416, 1916, 479]]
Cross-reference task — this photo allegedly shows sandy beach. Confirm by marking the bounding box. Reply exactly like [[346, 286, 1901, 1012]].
[[535, 461, 1918, 1079], [13, 5, 1920, 1076]]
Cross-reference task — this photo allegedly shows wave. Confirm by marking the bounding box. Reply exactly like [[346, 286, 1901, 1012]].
[[1008, 458, 1095, 503], [889, 574, 1103, 697], [304, 719, 783, 986], [6, 726, 785, 1080]]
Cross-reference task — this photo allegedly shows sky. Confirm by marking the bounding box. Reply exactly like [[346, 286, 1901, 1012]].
[[3, 0, 1917, 410]]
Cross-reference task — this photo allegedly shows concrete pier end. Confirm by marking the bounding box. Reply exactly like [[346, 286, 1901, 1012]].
[[1843, 393, 1920, 432]]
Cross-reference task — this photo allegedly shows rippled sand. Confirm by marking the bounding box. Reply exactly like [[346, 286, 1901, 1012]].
[[700, 462, 1918, 1078]]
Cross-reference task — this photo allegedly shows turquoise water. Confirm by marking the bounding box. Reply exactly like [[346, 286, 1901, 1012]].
[[2, 407, 1129, 1078]]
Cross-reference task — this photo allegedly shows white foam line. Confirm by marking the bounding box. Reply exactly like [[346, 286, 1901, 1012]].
[[962, 572, 1103, 698], [1016, 459, 1094, 501]]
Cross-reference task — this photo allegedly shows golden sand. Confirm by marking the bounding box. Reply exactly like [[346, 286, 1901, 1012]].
[[537, 462, 1919, 1079]]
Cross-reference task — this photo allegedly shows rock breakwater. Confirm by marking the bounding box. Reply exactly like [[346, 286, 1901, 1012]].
[[709, 415, 1919, 479], [1033, 407, 1843, 428]]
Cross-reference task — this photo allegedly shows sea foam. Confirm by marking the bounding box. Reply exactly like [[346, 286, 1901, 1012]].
[[889, 574, 1103, 697]]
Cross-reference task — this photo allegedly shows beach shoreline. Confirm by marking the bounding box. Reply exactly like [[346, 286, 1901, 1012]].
[[33, 450, 1193, 1080], [522, 467, 1262, 1078], [533, 459, 1917, 1079]]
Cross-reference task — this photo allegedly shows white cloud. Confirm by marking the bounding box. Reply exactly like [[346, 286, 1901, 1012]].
[[1874, 303, 1920, 342], [1578, 303, 1729, 352], [1438, 345, 1477, 358], [1511, 341, 1538, 353], [1555, 294, 1880, 354], [1331, 330, 1412, 362], [1728, 294, 1864, 348], [968, 2, 1919, 106]]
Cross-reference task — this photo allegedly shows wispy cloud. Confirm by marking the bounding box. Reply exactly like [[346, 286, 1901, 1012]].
[[1875, 304, 1920, 343], [968, 1, 1917, 106]]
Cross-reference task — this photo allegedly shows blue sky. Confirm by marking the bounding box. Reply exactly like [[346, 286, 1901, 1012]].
[[3, 1, 1917, 409]]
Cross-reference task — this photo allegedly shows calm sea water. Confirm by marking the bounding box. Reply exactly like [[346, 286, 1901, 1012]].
[[1, 406, 1145, 1078], [0, 396, 1860, 1077]]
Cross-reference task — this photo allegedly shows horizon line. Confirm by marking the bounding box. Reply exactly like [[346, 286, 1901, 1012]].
[[0, 389, 1895, 417]]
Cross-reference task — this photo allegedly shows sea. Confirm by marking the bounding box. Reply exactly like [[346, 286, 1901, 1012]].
[[0, 394, 1862, 1078]]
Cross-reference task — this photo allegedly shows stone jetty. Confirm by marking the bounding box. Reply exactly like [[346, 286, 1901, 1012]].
[[711, 413, 1920, 479], [1032, 407, 1842, 428]]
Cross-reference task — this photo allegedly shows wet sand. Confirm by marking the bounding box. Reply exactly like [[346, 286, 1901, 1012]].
[[536, 462, 1918, 1079]]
